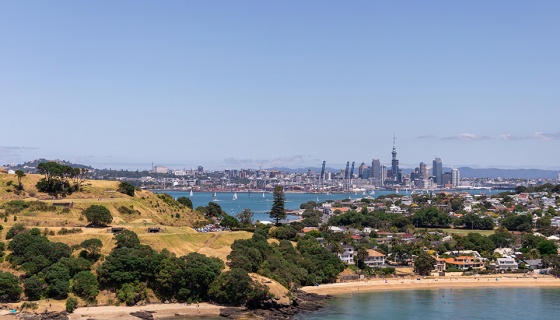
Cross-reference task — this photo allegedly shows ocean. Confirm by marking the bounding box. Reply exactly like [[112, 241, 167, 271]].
[[294, 288, 560, 320], [155, 189, 507, 222]]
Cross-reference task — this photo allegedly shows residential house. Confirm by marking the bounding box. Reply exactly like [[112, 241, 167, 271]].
[[338, 245, 354, 264], [494, 248, 514, 257], [364, 249, 386, 268], [434, 257, 446, 272], [445, 256, 484, 271], [524, 259, 543, 270], [496, 258, 518, 271]]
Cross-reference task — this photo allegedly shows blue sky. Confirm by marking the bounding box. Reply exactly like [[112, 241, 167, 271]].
[[1, 1, 559, 171]]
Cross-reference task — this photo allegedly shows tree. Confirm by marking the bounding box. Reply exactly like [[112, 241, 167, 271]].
[[0, 271, 22, 302], [537, 240, 558, 256], [72, 271, 99, 301], [66, 296, 78, 313], [83, 205, 113, 227], [117, 182, 136, 197], [208, 268, 270, 307], [237, 208, 254, 226], [15, 170, 25, 190], [414, 252, 436, 276], [270, 185, 286, 225], [24, 275, 45, 301], [79, 238, 103, 261], [220, 215, 239, 229], [206, 202, 226, 218], [177, 196, 193, 209], [114, 230, 140, 249]]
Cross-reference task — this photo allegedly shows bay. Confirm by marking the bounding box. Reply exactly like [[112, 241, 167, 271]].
[[154, 189, 507, 223], [295, 288, 560, 320]]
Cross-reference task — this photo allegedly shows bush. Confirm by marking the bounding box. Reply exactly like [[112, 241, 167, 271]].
[[117, 206, 140, 215], [117, 182, 136, 197], [6, 223, 26, 239], [66, 296, 78, 313], [0, 271, 22, 302], [21, 301, 39, 310], [117, 281, 145, 306], [73, 271, 99, 301], [57, 228, 83, 235], [24, 275, 45, 301]]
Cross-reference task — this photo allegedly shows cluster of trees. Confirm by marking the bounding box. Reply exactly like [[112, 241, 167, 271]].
[[36, 162, 88, 196], [228, 229, 345, 288], [0, 227, 274, 309], [455, 212, 495, 230]]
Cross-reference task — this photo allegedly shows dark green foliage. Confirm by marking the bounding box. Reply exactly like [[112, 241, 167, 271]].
[[117, 181, 136, 197], [209, 268, 271, 307], [501, 214, 533, 232], [176, 196, 193, 209], [83, 205, 113, 227], [537, 240, 558, 256], [117, 206, 140, 215], [455, 213, 495, 230], [220, 215, 239, 229], [236, 208, 254, 226], [79, 238, 103, 261], [24, 275, 45, 301], [0, 272, 22, 302], [36, 162, 82, 196], [268, 225, 298, 240], [328, 210, 364, 227], [6, 223, 26, 239], [411, 207, 452, 228], [270, 185, 286, 224], [57, 227, 83, 235], [66, 296, 78, 313], [206, 202, 226, 218], [47, 280, 69, 299], [2, 200, 30, 215], [117, 281, 146, 306], [59, 257, 93, 277], [73, 271, 99, 301], [454, 233, 496, 255], [97, 245, 155, 288], [114, 230, 140, 249], [8, 229, 71, 275], [414, 252, 436, 276]]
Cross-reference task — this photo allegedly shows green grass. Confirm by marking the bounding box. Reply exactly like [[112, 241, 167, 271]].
[[430, 228, 495, 236]]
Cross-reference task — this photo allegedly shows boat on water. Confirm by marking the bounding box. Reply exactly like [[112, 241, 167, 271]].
[[212, 192, 217, 198], [233, 192, 238, 200], [189, 189, 193, 197], [370, 189, 375, 195], [262, 192, 265, 197]]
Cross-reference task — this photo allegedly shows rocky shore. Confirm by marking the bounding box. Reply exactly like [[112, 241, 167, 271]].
[[220, 291, 330, 319]]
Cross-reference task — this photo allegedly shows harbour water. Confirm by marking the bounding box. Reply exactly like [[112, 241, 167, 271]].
[[155, 189, 507, 223], [294, 287, 560, 320]]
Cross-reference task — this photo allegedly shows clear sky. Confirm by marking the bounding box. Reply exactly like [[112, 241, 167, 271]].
[[1, 1, 559, 171]]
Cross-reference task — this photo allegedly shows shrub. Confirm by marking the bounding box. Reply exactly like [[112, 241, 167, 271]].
[[0, 271, 22, 302], [6, 223, 26, 240], [66, 296, 78, 313], [57, 228, 83, 235]]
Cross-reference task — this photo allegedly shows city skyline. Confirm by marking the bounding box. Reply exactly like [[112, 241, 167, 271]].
[[1, 1, 560, 170]]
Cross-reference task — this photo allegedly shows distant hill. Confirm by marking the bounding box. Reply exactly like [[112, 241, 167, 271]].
[[6, 158, 94, 172], [454, 167, 559, 180]]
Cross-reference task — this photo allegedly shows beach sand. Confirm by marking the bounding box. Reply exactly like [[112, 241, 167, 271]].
[[301, 275, 560, 296], [67, 302, 221, 320]]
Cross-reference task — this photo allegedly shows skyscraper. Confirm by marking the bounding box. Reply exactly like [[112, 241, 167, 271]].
[[372, 159, 381, 180], [451, 168, 460, 187], [433, 158, 443, 186], [419, 162, 428, 179], [358, 162, 367, 179]]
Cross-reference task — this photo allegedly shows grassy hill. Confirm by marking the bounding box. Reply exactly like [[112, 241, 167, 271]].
[[0, 172, 251, 263]]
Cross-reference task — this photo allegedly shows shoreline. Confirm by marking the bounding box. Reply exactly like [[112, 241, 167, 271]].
[[301, 275, 560, 296], [66, 302, 222, 320]]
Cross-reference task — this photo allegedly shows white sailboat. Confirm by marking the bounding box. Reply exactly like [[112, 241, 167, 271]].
[[212, 192, 217, 198], [370, 190, 375, 195], [189, 189, 193, 197], [233, 192, 238, 200], [262, 192, 265, 197], [396, 187, 399, 194]]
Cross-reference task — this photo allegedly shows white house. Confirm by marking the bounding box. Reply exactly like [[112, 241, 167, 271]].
[[338, 245, 354, 264], [496, 258, 518, 271]]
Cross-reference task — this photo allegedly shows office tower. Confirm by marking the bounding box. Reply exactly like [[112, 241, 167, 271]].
[[420, 162, 429, 179], [372, 159, 381, 180], [381, 165, 387, 185], [451, 168, 460, 187], [432, 158, 442, 185], [358, 162, 367, 179]]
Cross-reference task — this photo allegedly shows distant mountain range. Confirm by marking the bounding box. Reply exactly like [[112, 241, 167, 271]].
[[269, 166, 559, 179]]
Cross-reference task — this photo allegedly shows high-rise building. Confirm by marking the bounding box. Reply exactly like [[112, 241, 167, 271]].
[[358, 162, 367, 179], [451, 168, 460, 187], [372, 159, 381, 180], [391, 136, 401, 182], [197, 166, 204, 173], [419, 162, 429, 180], [432, 158, 443, 185], [381, 165, 387, 185], [442, 172, 452, 186]]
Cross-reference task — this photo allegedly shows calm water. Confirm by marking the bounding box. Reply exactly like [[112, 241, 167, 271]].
[[295, 288, 560, 320], [155, 189, 506, 223]]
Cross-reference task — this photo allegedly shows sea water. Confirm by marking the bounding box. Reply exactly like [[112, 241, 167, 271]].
[[294, 288, 560, 320], [156, 190, 506, 222]]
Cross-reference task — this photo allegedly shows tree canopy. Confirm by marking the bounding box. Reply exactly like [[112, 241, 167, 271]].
[[84, 205, 113, 227], [270, 185, 286, 224]]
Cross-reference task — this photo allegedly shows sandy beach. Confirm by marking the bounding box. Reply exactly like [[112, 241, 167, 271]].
[[301, 275, 560, 296], [66, 302, 221, 320]]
